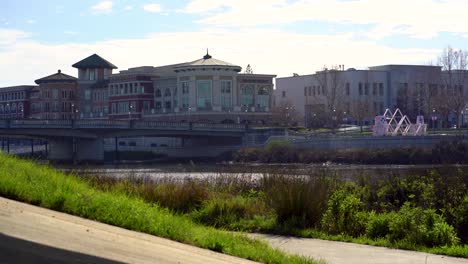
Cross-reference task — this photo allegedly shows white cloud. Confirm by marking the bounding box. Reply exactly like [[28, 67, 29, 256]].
[[124, 5, 133, 11], [0, 29, 440, 87], [0, 28, 31, 46], [143, 4, 161, 13], [91, 1, 113, 14], [184, 0, 468, 39], [26, 20, 36, 24]]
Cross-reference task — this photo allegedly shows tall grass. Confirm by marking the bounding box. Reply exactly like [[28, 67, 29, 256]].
[[0, 153, 318, 264]]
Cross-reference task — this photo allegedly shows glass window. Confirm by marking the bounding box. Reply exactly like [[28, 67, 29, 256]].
[[85, 89, 91, 100], [53, 89, 58, 99], [155, 89, 161, 97], [164, 88, 171, 97], [197, 80, 212, 109], [181, 81, 189, 94], [221, 80, 232, 108], [346, 83, 350, 95], [257, 85, 269, 109], [379, 83, 384, 96], [240, 84, 254, 106], [89, 69, 95, 81]]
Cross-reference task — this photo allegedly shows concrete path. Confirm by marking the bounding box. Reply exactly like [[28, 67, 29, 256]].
[[0, 197, 257, 264], [251, 234, 468, 264]]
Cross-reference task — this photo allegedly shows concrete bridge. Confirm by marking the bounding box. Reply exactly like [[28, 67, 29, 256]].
[[0, 119, 249, 161]]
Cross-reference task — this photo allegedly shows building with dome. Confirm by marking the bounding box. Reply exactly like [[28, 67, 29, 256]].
[[108, 51, 276, 124]]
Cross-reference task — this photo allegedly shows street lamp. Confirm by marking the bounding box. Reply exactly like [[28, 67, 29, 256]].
[[128, 104, 133, 120], [431, 109, 437, 129]]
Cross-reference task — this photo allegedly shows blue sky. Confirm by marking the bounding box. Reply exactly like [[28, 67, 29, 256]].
[[1, 0, 468, 86]]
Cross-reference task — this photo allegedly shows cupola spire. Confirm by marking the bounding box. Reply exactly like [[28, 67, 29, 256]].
[[203, 48, 212, 59]]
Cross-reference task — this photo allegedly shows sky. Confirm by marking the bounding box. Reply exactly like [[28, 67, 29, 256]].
[[1, 0, 468, 86]]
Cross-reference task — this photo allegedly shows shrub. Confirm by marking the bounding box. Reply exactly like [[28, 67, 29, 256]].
[[388, 203, 459, 247], [366, 211, 395, 239], [262, 174, 332, 229], [454, 196, 468, 243], [260, 140, 297, 163], [192, 195, 270, 229], [321, 189, 367, 237]]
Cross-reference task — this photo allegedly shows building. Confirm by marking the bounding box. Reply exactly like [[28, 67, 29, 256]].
[[72, 54, 117, 119], [142, 52, 276, 124], [276, 65, 468, 128], [0, 85, 36, 119], [31, 70, 78, 119]]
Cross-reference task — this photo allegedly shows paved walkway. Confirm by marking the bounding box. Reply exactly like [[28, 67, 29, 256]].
[[0, 197, 257, 264], [251, 234, 468, 264]]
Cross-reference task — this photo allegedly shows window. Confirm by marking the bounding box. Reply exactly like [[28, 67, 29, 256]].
[[372, 83, 377, 95], [112, 103, 116, 113], [240, 84, 254, 107], [282, 91, 286, 97], [155, 101, 162, 110], [143, 101, 150, 112], [379, 83, 384, 96], [165, 101, 171, 109], [221, 80, 232, 108], [345, 83, 350, 96], [164, 88, 171, 97], [89, 69, 95, 81], [257, 85, 270, 109], [304, 87, 307, 96], [181, 81, 189, 94], [197, 80, 212, 109], [313, 86, 316, 96], [44, 102, 50, 112], [308, 86, 312, 96], [359, 82, 363, 95], [364, 83, 369, 95], [155, 89, 161, 97], [85, 89, 91, 100]]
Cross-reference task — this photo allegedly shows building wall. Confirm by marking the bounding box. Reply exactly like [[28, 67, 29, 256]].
[[30, 82, 78, 119], [0, 86, 34, 119]]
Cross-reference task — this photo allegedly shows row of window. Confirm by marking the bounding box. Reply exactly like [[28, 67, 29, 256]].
[[0, 91, 26, 101], [0, 103, 24, 114], [31, 102, 76, 113], [40, 89, 75, 100], [109, 83, 146, 96], [303, 82, 385, 97]]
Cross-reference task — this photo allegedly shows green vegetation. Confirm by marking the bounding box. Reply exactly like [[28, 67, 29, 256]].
[[234, 140, 468, 164], [2, 152, 467, 260], [84, 166, 468, 258], [0, 154, 318, 264]]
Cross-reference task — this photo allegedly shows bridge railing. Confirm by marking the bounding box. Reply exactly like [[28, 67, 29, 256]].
[[192, 123, 247, 131], [133, 121, 190, 130], [75, 120, 129, 129], [10, 119, 73, 128]]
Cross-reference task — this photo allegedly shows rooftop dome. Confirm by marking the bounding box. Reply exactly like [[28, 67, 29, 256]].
[[174, 50, 242, 72]]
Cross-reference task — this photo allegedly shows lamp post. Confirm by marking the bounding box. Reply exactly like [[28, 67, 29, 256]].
[[431, 109, 437, 129], [128, 104, 133, 120]]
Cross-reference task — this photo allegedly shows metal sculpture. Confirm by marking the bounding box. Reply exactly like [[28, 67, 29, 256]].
[[372, 108, 427, 136]]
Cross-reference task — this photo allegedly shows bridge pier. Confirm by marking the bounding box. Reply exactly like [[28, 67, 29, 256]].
[[48, 138, 104, 162]]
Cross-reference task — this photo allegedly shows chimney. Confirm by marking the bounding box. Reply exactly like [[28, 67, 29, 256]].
[[58, 69, 61, 73]]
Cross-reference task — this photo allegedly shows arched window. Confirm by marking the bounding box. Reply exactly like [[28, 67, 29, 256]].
[[155, 89, 162, 97], [164, 88, 171, 97]]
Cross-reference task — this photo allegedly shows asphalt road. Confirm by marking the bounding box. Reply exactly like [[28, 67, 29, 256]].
[[251, 234, 468, 264], [0, 197, 257, 264]]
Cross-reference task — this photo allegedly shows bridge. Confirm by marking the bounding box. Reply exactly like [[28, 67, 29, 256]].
[[0, 119, 250, 161]]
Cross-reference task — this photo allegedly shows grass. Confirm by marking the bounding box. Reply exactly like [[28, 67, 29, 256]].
[[0, 153, 320, 264]]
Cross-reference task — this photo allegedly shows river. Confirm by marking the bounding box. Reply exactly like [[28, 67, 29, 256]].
[[56, 162, 468, 180]]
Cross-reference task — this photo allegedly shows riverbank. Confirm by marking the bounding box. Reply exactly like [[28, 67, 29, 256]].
[[0, 153, 316, 264]]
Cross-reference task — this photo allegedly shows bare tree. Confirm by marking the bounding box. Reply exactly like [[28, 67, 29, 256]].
[[437, 46, 468, 128], [309, 65, 346, 129], [350, 71, 372, 132], [271, 100, 300, 127]]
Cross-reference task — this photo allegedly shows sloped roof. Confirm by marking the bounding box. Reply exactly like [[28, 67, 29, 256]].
[[72, 54, 117, 69], [35, 70, 77, 84], [174, 52, 242, 72]]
